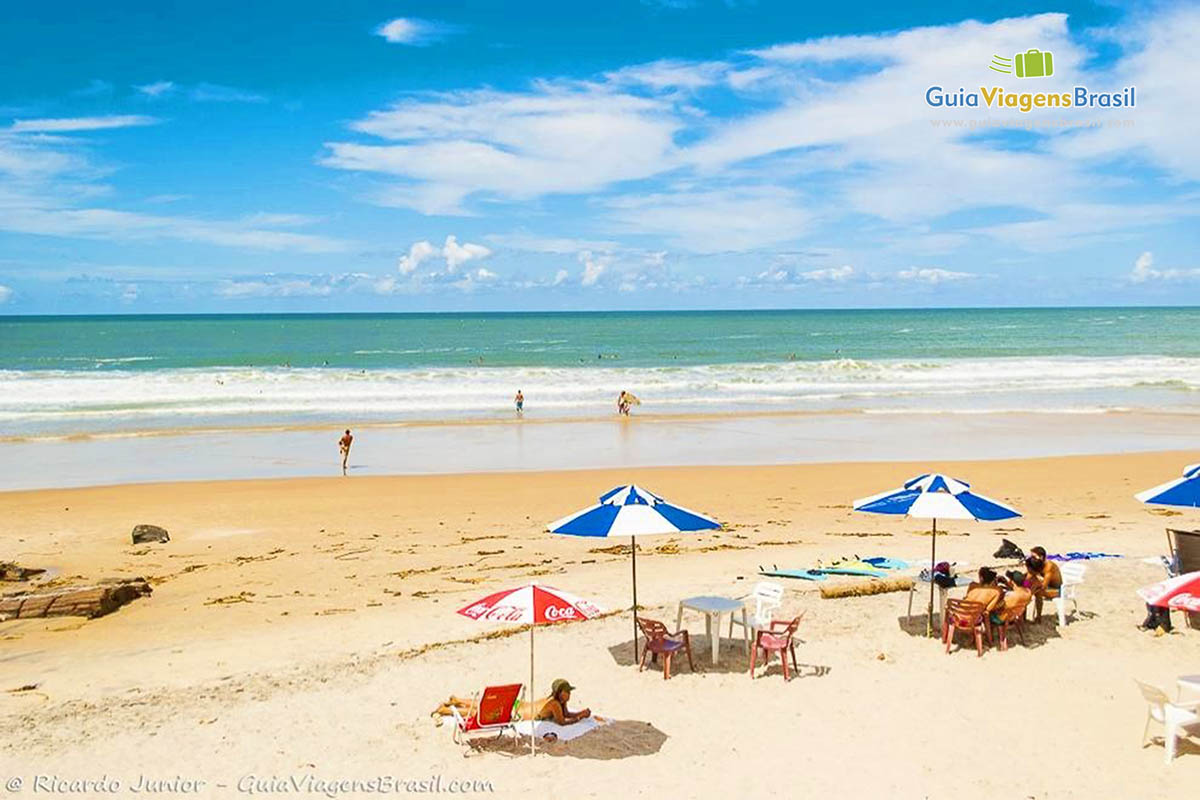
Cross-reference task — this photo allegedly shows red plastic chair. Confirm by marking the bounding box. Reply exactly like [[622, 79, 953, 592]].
[[637, 617, 695, 680], [750, 614, 804, 680], [450, 683, 524, 744], [942, 599, 988, 656]]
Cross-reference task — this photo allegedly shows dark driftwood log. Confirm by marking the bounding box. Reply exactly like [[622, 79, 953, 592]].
[[0, 578, 151, 621], [819, 576, 914, 599], [131, 524, 170, 544], [0, 562, 46, 582]]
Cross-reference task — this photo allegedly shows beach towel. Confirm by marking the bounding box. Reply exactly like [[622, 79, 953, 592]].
[[1047, 551, 1122, 561], [514, 716, 611, 742]]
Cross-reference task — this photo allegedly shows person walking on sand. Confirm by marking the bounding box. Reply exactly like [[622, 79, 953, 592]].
[[338, 429, 353, 475], [515, 389, 524, 416]]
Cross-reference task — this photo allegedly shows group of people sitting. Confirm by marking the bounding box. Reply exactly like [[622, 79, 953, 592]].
[[964, 545, 1063, 627]]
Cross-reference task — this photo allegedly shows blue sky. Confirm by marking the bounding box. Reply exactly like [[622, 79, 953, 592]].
[[1, 0, 1197, 313]]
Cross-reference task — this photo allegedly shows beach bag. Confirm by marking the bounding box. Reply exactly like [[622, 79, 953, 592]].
[[994, 538, 1025, 560]]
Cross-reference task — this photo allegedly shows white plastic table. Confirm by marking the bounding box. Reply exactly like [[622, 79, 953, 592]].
[[1177, 674, 1200, 701], [676, 595, 746, 665]]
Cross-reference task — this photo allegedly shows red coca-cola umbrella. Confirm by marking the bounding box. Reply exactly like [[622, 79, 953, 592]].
[[457, 582, 602, 755], [1138, 570, 1200, 612]]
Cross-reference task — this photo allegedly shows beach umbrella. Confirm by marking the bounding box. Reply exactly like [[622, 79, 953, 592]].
[[853, 473, 1021, 636], [1137, 570, 1200, 612], [457, 582, 602, 756], [1135, 463, 1200, 508], [547, 484, 721, 660]]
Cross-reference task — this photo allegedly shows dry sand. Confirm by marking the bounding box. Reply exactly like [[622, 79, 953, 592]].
[[2, 451, 1200, 798]]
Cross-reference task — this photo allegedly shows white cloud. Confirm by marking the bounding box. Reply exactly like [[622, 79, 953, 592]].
[[739, 264, 855, 287], [802, 265, 856, 282], [321, 85, 679, 213], [606, 59, 727, 90], [135, 81, 176, 98], [579, 250, 610, 287], [552, 269, 569, 286], [398, 240, 436, 274], [442, 235, 491, 273], [0, 207, 350, 253], [1129, 251, 1200, 283], [374, 18, 456, 45], [0, 284, 12, 303], [897, 267, 974, 284], [485, 232, 621, 254], [189, 83, 266, 103], [9, 115, 160, 133], [216, 276, 334, 298], [604, 187, 810, 252]]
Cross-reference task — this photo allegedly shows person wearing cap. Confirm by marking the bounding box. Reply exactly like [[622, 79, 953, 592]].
[[536, 679, 591, 725]]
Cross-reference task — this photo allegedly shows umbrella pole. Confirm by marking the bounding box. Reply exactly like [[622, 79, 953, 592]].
[[927, 518, 937, 638], [631, 535, 639, 663], [529, 622, 535, 757]]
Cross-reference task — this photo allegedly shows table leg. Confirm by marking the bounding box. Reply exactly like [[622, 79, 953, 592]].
[[710, 613, 720, 665], [676, 603, 684, 632]]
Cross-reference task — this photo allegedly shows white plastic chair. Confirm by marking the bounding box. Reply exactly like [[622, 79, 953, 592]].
[[1052, 562, 1086, 626], [730, 581, 784, 651], [1136, 680, 1200, 763]]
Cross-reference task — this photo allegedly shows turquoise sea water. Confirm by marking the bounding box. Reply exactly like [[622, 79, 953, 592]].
[[2, 308, 1199, 436]]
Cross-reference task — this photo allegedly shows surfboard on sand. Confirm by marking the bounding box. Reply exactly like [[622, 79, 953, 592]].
[[759, 567, 826, 581]]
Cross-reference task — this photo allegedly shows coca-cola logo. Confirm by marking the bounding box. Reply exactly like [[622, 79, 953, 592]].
[[544, 604, 577, 620], [463, 603, 524, 622], [1171, 592, 1200, 612]]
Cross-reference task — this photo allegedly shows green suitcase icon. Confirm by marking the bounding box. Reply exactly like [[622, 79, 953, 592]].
[[1014, 49, 1053, 78]]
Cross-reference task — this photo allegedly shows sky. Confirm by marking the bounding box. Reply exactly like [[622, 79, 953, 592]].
[[0, 0, 1198, 313]]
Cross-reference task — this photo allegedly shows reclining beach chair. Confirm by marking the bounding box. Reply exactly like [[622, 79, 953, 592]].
[[637, 617, 695, 680], [750, 614, 804, 681], [1136, 680, 1200, 764], [942, 599, 988, 656], [729, 580, 783, 650], [450, 683, 524, 745]]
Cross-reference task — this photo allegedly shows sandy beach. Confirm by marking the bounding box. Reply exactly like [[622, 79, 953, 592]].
[[3, 449, 1199, 798]]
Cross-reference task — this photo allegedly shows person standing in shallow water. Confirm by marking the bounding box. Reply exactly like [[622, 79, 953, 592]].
[[515, 390, 524, 416], [338, 429, 353, 476]]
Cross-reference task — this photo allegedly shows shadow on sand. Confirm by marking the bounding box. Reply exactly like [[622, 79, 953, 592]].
[[606, 637, 831, 679], [897, 612, 1077, 652], [467, 720, 668, 760]]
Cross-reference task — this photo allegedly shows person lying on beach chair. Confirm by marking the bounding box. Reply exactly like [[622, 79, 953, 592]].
[[1025, 546, 1062, 622], [536, 679, 591, 726]]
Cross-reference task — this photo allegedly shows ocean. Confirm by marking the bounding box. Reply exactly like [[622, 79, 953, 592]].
[[3, 308, 1199, 438]]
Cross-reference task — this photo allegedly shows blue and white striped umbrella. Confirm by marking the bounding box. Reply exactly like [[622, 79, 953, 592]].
[[854, 473, 1019, 637], [853, 473, 1021, 521], [548, 484, 720, 538], [548, 485, 721, 660], [1136, 463, 1200, 508]]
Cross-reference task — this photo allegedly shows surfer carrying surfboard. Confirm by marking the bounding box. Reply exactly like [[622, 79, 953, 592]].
[[617, 390, 640, 416]]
